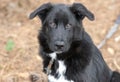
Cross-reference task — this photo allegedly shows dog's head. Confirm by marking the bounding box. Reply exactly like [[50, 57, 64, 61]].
[[30, 3, 94, 53]]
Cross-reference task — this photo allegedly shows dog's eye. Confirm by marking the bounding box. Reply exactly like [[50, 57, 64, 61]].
[[66, 24, 72, 29], [49, 22, 56, 28]]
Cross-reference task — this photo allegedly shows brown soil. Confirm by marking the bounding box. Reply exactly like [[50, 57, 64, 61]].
[[0, 0, 120, 82]]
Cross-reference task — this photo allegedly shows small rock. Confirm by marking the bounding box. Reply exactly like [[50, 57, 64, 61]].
[[30, 73, 47, 82], [17, 22, 22, 27], [115, 36, 120, 42], [30, 73, 40, 82], [107, 47, 115, 55], [9, 3, 16, 8]]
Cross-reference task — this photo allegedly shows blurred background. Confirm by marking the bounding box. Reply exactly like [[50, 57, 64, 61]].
[[0, 0, 120, 82]]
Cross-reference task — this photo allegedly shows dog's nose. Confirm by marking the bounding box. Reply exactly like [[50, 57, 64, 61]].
[[55, 41, 64, 50]]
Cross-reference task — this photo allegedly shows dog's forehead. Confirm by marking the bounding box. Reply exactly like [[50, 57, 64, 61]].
[[46, 4, 75, 23], [53, 4, 70, 16]]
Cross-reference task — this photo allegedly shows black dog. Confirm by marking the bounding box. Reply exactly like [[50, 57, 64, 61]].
[[29, 3, 120, 82]]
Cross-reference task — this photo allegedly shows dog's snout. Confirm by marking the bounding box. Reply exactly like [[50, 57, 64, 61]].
[[55, 41, 65, 50]]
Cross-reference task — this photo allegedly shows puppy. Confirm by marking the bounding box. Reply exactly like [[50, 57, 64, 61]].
[[29, 3, 120, 82]]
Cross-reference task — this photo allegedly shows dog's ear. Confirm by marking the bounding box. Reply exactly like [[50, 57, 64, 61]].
[[29, 3, 53, 21], [70, 3, 94, 21]]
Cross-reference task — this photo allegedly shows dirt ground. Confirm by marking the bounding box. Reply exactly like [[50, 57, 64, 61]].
[[0, 0, 120, 82]]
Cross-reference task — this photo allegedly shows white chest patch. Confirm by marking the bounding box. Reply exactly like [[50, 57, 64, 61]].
[[48, 60, 74, 82], [48, 52, 74, 82]]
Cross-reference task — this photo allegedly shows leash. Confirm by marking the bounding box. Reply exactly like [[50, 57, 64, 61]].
[[45, 52, 57, 75], [45, 52, 73, 75], [98, 15, 120, 49], [45, 58, 54, 75]]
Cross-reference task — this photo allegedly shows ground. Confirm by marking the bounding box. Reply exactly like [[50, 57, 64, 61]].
[[0, 0, 120, 82]]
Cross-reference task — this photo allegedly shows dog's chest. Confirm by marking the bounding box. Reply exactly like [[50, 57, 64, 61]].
[[48, 60, 74, 82]]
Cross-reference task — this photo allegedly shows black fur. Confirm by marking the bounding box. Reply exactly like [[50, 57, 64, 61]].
[[110, 71, 120, 82], [30, 3, 120, 82]]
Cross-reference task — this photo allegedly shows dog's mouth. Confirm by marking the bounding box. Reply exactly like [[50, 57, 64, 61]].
[[49, 46, 64, 54], [55, 51, 63, 54], [52, 47, 69, 54], [50, 47, 67, 54]]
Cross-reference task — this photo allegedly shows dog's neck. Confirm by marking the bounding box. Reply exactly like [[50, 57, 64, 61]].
[[45, 52, 73, 75]]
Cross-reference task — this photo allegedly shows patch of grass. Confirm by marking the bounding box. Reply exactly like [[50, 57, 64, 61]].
[[5, 39, 15, 51]]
